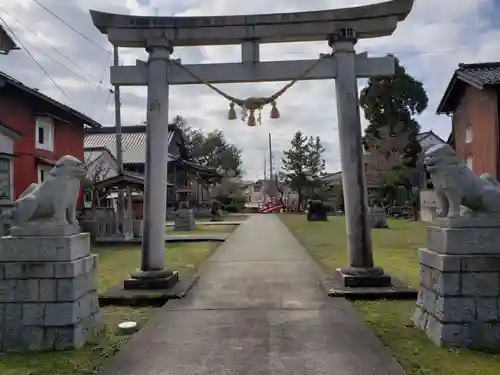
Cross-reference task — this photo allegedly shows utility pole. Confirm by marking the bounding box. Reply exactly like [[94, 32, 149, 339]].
[[268, 132, 273, 182], [264, 152, 267, 181], [113, 45, 125, 233]]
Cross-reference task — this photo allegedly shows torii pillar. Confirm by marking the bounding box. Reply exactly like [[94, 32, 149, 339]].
[[330, 29, 390, 287], [124, 38, 179, 289]]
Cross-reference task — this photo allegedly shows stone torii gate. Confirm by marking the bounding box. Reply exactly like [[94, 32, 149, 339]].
[[90, 0, 414, 290]]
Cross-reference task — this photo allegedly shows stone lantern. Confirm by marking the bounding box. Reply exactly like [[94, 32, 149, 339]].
[[174, 187, 196, 231]]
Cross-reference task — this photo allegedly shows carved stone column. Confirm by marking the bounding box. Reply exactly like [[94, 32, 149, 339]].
[[329, 29, 390, 287], [124, 37, 178, 290]]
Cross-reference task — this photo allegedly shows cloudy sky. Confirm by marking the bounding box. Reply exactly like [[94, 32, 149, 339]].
[[0, 0, 498, 180]]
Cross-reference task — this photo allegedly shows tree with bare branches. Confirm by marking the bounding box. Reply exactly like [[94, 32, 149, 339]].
[[83, 155, 112, 211]]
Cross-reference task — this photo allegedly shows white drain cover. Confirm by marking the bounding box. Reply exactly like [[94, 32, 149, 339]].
[[118, 321, 138, 334]]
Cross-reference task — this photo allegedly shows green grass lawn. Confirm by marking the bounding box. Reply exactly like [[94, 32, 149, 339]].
[[0, 242, 220, 375], [280, 214, 500, 375]]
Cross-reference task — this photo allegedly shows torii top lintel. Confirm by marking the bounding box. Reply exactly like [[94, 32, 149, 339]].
[[90, 0, 414, 48]]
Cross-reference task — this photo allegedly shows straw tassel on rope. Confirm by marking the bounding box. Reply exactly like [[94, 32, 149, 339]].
[[247, 109, 257, 127], [270, 101, 280, 119], [228, 102, 237, 120]]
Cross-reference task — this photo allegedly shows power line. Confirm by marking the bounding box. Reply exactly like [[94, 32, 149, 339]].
[[30, 0, 110, 54], [98, 89, 113, 123], [1, 5, 115, 121], [99, 50, 112, 85], [25, 41, 104, 90], [0, 16, 73, 104], [92, 50, 113, 120], [0, 6, 104, 85]]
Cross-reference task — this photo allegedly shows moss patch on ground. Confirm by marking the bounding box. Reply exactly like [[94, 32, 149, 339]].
[[280, 214, 500, 375], [0, 242, 220, 375]]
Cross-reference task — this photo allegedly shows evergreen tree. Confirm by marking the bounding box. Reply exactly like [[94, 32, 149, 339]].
[[306, 136, 327, 197], [307, 136, 326, 180], [360, 56, 428, 194], [171, 115, 243, 178], [281, 130, 310, 208], [281, 131, 327, 207]]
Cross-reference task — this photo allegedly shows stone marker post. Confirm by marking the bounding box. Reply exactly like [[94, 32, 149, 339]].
[[330, 29, 390, 287], [124, 37, 179, 290]]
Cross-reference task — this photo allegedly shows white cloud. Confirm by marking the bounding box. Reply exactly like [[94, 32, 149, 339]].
[[0, 0, 497, 180]]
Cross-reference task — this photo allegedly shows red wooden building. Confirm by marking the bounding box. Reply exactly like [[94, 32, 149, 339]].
[[0, 71, 101, 201], [437, 62, 500, 179]]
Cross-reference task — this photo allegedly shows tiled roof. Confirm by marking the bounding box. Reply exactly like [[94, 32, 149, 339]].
[[84, 125, 176, 164], [457, 62, 500, 86], [416, 130, 446, 144], [416, 131, 430, 141], [0, 70, 101, 128], [84, 150, 103, 164], [83, 148, 116, 165], [0, 25, 17, 54], [437, 62, 500, 114]]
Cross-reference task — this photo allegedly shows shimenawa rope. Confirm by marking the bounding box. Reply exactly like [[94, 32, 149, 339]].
[[169, 53, 331, 126]]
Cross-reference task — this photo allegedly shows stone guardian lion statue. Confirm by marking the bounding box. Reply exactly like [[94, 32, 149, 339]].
[[5, 155, 87, 226], [424, 144, 500, 218]]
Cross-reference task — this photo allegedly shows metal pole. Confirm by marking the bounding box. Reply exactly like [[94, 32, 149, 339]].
[[113, 45, 126, 234], [264, 153, 267, 181], [269, 132, 273, 182]]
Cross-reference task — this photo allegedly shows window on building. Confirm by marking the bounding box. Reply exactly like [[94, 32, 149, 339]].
[[35, 116, 54, 152], [0, 158, 11, 200], [37, 164, 53, 184], [84, 191, 93, 208], [465, 125, 473, 144], [466, 155, 473, 170]]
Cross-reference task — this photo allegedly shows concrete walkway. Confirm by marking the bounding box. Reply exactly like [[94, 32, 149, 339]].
[[99, 215, 407, 375]]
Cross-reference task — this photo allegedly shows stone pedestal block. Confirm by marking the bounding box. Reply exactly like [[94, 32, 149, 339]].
[[174, 209, 195, 231], [413, 218, 500, 349], [132, 220, 143, 238], [338, 266, 392, 288], [0, 232, 102, 352], [368, 207, 388, 229]]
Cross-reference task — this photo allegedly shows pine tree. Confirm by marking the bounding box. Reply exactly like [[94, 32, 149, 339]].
[[306, 136, 326, 197], [307, 136, 326, 180], [281, 130, 310, 208], [281, 131, 327, 207]]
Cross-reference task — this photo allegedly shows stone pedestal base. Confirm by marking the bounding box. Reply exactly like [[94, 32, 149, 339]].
[[368, 207, 388, 228], [124, 269, 179, 290], [413, 217, 500, 349], [132, 220, 143, 238], [174, 209, 195, 231], [0, 232, 102, 352], [96, 233, 134, 242], [338, 266, 391, 287], [10, 222, 81, 237]]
